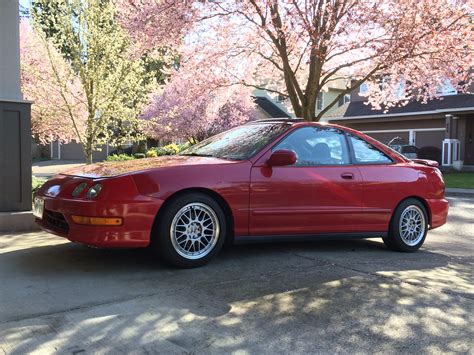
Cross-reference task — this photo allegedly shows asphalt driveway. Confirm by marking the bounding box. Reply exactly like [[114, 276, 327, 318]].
[[0, 196, 472, 354]]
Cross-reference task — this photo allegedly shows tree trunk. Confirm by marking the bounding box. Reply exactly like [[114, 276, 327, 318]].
[[300, 100, 317, 122], [83, 139, 93, 164]]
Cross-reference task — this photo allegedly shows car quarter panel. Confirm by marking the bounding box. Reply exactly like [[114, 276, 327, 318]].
[[356, 163, 447, 230]]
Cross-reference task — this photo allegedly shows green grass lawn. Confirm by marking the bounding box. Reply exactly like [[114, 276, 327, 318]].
[[32, 176, 46, 194], [443, 172, 474, 189]]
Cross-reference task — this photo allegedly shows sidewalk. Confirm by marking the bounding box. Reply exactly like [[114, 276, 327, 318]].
[[32, 160, 85, 178]]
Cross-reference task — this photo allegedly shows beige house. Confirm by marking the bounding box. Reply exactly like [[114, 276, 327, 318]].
[[254, 78, 351, 119], [326, 85, 474, 168]]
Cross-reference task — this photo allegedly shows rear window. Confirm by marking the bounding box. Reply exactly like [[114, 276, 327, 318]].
[[348, 134, 393, 164]]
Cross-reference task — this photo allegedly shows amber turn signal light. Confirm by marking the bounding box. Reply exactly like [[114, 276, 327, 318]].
[[71, 215, 123, 226]]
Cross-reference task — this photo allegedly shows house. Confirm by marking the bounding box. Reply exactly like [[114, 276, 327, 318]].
[[325, 83, 474, 168], [254, 79, 351, 119], [32, 139, 114, 161]]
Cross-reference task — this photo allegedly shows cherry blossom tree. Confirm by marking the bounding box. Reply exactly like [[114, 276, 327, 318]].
[[118, 0, 473, 121], [20, 20, 87, 145], [22, 0, 154, 163], [141, 56, 256, 143]]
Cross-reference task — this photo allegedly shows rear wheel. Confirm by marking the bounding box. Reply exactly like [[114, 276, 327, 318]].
[[383, 198, 428, 252], [151, 192, 227, 268]]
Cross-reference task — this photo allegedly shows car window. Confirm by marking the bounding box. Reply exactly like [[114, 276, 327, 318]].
[[349, 134, 393, 164], [274, 127, 350, 166]]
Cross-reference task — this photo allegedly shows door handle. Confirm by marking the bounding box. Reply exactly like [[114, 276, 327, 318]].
[[341, 172, 354, 180]]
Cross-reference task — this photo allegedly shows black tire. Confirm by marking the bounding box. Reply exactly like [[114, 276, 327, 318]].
[[151, 192, 227, 268], [383, 198, 428, 252]]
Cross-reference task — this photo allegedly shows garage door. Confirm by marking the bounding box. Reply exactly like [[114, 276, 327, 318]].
[[364, 132, 410, 145], [415, 131, 444, 150]]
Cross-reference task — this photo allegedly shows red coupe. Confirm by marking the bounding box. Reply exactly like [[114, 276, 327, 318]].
[[34, 119, 448, 267]]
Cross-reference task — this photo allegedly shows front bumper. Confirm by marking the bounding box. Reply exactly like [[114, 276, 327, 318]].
[[36, 195, 162, 248], [427, 198, 449, 229]]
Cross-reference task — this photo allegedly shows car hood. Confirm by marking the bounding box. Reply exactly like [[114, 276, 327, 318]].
[[62, 155, 237, 178]]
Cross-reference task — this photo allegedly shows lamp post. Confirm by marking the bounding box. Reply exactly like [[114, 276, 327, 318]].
[[0, 0, 32, 212]]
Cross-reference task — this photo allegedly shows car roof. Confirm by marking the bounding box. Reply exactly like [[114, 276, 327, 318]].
[[250, 118, 305, 123], [248, 118, 339, 129]]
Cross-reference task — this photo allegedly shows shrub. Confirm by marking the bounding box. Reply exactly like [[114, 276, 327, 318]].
[[106, 154, 135, 162], [417, 146, 442, 164], [147, 143, 183, 157], [178, 141, 192, 151], [163, 143, 181, 155], [32, 176, 46, 194], [145, 149, 158, 158], [134, 153, 146, 159]]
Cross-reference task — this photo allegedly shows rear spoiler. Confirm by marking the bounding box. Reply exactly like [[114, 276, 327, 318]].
[[411, 159, 439, 168]]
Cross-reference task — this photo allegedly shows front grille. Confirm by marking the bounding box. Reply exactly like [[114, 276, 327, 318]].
[[45, 210, 70, 232]]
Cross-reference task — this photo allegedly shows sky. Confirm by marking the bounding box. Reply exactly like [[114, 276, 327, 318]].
[[19, 0, 31, 17]]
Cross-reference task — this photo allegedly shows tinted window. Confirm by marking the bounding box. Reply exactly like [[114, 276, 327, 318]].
[[274, 127, 350, 166], [181, 122, 291, 160], [349, 134, 393, 164]]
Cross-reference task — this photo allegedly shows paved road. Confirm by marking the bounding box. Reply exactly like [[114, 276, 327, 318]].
[[32, 160, 85, 179], [0, 197, 472, 354]]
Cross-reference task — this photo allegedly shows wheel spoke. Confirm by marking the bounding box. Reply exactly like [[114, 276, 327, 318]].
[[170, 202, 220, 260], [399, 205, 425, 246]]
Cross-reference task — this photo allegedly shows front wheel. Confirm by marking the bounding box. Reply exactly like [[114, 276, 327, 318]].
[[383, 199, 428, 252], [151, 193, 227, 268]]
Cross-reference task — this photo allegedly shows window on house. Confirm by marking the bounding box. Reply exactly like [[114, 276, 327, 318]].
[[395, 79, 406, 99], [437, 79, 457, 96], [338, 93, 351, 107], [316, 92, 324, 111], [359, 82, 369, 95]]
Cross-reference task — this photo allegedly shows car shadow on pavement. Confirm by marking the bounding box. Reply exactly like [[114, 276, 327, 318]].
[[3, 237, 450, 276], [1, 237, 472, 354]]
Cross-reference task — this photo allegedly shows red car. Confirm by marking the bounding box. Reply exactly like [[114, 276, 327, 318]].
[[34, 119, 448, 267]]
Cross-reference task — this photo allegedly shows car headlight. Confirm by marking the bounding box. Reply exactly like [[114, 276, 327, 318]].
[[86, 184, 103, 199], [72, 182, 88, 197]]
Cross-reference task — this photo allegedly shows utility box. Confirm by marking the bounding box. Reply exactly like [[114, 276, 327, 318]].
[[0, 100, 32, 212]]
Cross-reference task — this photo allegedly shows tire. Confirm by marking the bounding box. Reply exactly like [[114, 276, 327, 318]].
[[383, 198, 428, 252], [151, 192, 227, 268]]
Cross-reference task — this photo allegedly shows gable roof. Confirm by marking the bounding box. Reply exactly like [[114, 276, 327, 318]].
[[254, 96, 291, 118], [327, 94, 474, 120]]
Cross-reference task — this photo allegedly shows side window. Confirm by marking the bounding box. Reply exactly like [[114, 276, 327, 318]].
[[274, 127, 350, 166], [349, 134, 393, 164]]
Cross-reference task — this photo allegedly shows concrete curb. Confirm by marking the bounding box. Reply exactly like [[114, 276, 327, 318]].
[[0, 211, 39, 233], [445, 188, 474, 198]]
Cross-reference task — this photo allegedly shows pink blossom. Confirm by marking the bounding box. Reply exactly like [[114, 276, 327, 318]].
[[20, 20, 87, 144], [118, 0, 473, 120]]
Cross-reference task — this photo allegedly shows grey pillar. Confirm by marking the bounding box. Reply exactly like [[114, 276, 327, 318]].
[[0, 0, 32, 212]]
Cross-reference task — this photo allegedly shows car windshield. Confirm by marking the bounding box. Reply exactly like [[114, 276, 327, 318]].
[[181, 122, 292, 160]]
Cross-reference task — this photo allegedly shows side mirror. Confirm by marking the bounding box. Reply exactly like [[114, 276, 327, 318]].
[[267, 150, 297, 167]]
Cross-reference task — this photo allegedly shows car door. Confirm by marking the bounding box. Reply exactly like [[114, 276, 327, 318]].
[[249, 126, 364, 236], [346, 133, 403, 232]]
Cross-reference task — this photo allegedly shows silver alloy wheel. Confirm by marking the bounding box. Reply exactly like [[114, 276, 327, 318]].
[[399, 205, 426, 246], [170, 202, 220, 260]]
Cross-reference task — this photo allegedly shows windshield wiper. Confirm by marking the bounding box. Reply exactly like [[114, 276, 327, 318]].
[[180, 153, 215, 157]]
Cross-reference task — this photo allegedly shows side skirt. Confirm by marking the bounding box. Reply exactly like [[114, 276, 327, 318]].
[[233, 232, 387, 245]]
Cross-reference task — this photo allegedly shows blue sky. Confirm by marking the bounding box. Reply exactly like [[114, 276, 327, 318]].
[[19, 0, 31, 15]]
